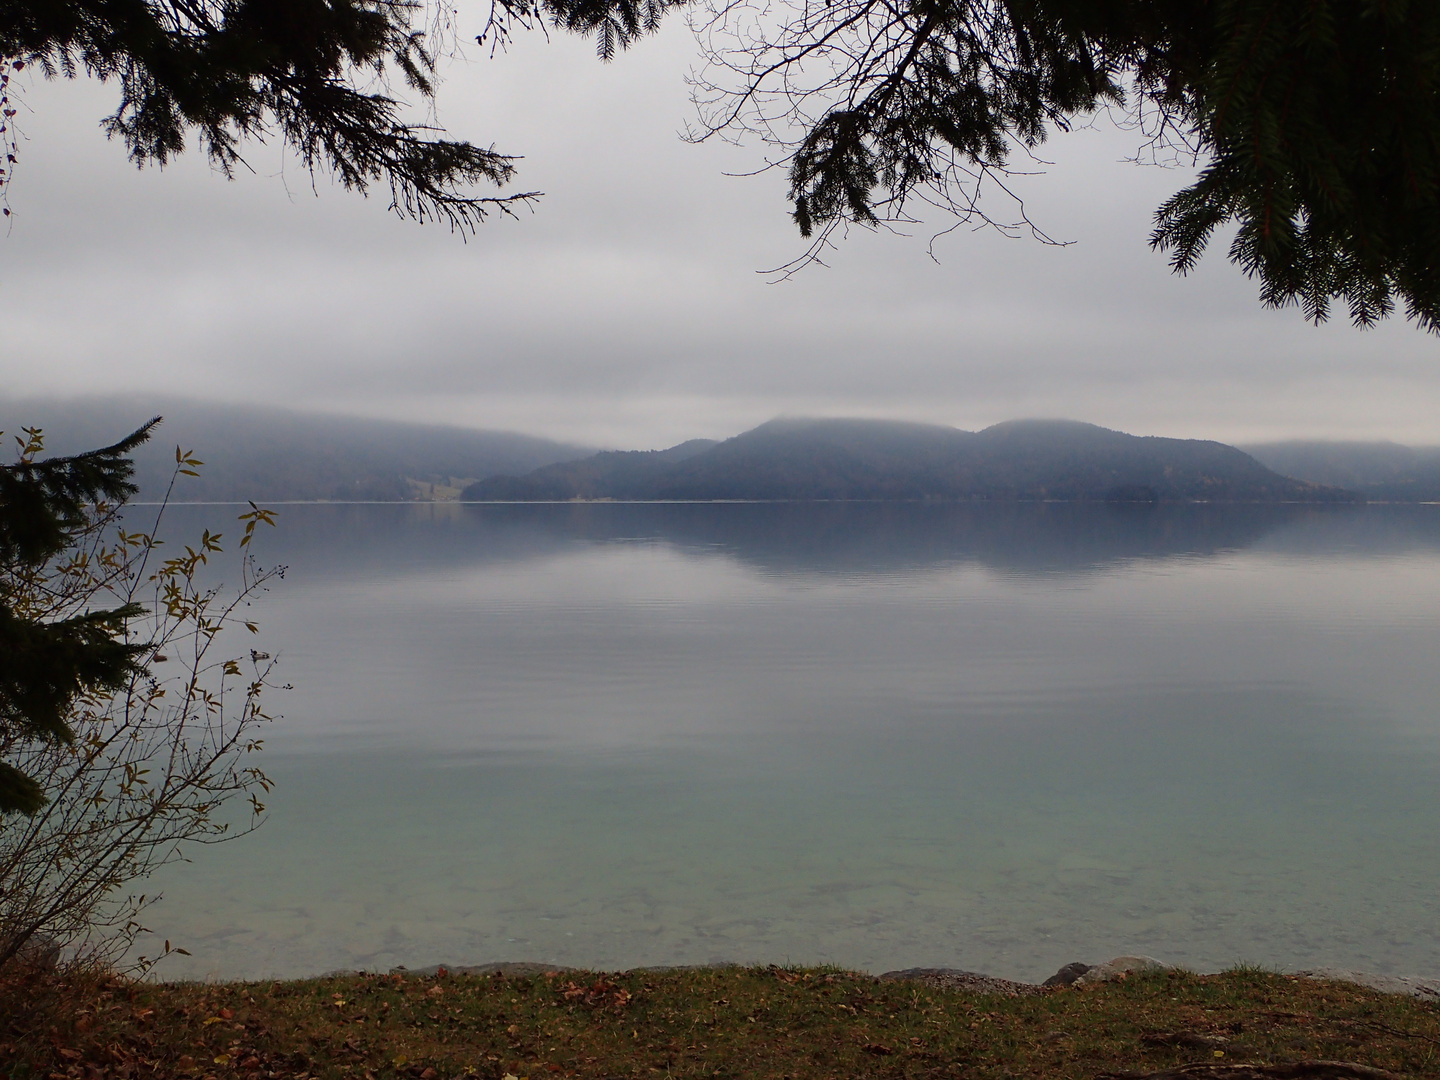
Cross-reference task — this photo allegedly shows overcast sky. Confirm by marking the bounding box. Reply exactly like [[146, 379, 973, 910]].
[[2, 17, 1438, 449]]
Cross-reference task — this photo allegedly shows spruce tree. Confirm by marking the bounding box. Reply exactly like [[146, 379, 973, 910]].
[[0, 1, 539, 229], [683, 0, 1440, 330], [0, 420, 158, 815], [3, 0, 1437, 323]]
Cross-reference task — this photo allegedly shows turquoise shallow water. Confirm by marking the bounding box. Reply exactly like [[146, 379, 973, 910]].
[[134, 503, 1440, 981]]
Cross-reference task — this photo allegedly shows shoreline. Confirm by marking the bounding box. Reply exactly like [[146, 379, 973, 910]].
[[316, 956, 1440, 1002], [12, 956, 1440, 1080]]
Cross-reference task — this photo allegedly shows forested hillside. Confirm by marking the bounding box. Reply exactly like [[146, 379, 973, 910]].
[[467, 418, 1355, 503], [1243, 441, 1440, 502]]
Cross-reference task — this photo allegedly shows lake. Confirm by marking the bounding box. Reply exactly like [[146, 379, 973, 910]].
[[136, 502, 1440, 983]]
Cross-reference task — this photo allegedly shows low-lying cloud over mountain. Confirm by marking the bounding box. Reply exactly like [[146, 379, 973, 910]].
[[0, 397, 592, 502], [467, 418, 1355, 503], [1242, 441, 1440, 502], [15, 403, 1423, 503]]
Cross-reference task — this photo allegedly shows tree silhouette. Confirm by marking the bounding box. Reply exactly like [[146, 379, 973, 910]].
[[3, 0, 1437, 322], [0, 421, 158, 815]]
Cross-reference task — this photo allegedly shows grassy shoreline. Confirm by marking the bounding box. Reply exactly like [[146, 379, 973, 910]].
[[4, 965, 1438, 1080]]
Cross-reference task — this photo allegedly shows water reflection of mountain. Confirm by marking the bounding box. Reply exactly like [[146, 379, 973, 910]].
[[158, 501, 1440, 583], [481, 502, 1379, 576]]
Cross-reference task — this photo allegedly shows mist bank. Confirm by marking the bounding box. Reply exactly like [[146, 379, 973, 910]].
[[466, 418, 1356, 503], [0, 396, 593, 502], [1242, 440, 1440, 502]]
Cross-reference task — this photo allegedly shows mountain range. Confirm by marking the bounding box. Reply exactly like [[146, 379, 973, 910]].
[[0, 396, 591, 502], [464, 418, 1355, 503], [9, 400, 1435, 504], [1241, 441, 1440, 502]]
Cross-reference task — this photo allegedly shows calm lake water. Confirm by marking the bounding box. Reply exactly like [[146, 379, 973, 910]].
[[136, 502, 1440, 982]]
